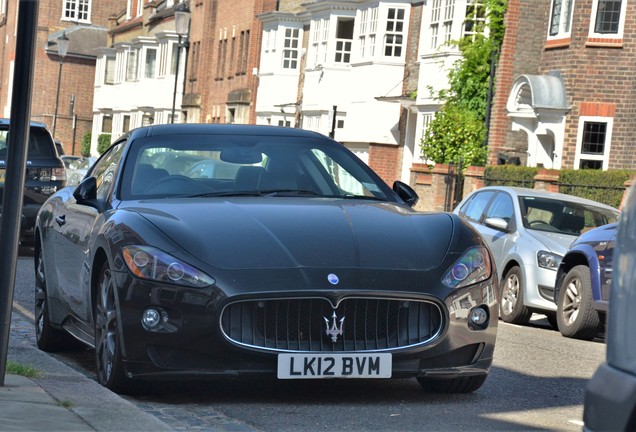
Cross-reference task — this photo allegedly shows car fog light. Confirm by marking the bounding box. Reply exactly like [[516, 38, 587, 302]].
[[142, 308, 162, 330], [469, 307, 488, 326]]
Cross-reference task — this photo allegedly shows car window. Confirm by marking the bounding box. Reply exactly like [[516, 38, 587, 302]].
[[484, 192, 514, 223], [460, 191, 496, 223], [91, 142, 125, 201], [0, 127, 56, 158], [520, 196, 619, 235]]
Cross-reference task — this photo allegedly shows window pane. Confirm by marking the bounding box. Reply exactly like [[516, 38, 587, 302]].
[[595, 0, 622, 34], [145, 48, 157, 78], [582, 121, 606, 154], [579, 160, 603, 169]]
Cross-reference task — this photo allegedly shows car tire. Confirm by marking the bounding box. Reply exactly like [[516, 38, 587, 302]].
[[417, 375, 487, 393], [94, 261, 135, 394], [556, 265, 600, 340], [499, 266, 532, 325], [34, 246, 80, 352]]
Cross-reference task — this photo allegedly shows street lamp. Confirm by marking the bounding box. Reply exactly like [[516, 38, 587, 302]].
[[171, 2, 191, 124], [52, 32, 69, 138]]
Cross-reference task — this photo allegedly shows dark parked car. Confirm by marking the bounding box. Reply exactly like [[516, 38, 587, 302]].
[[34, 124, 498, 394], [554, 222, 617, 340], [0, 119, 66, 244], [584, 187, 636, 430]]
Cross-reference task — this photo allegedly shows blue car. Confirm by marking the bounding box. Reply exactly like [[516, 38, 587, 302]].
[[554, 222, 617, 339]]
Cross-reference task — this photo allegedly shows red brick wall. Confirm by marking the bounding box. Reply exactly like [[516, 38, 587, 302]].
[[0, 0, 127, 155], [368, 143, 400, 186]]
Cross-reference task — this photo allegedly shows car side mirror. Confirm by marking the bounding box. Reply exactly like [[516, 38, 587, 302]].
[[393, 181, 419, 208], [484, 217, 510, 233], [73, 176, 98, 205]]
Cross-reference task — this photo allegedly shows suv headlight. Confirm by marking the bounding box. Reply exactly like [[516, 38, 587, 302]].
[[442, 246, 492, 289], [537, 250, 562, 270], [122, 245, 215, 288]]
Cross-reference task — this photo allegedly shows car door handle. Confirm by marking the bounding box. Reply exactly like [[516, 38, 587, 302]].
[[55, 215, 66, 226]]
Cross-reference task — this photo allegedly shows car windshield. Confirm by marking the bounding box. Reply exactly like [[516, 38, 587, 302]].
[[519, 196, 619, 236], [120, 133, 392, 202]]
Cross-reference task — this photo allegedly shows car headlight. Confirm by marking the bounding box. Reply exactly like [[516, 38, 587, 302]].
[[442, 246, 492, 289], [122, 245, 215, 288], [537, 250, 562, 270]]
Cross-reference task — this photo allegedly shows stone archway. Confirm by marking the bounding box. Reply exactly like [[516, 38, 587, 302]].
[[506, 74, 571, 169]]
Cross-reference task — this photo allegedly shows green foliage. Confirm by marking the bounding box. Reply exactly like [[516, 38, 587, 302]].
[[559, 169, 635, 209], [81, 132, 91, 157], [484, 165, 538, 188], [421, 105, 487, 166], [421, 0, 507, 167], [97, 134, 111, 154], [6, 361, 42, 378]]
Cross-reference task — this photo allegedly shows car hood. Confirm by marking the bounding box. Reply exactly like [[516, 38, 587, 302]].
[[126, 198, 455, 270], [525, 229, 576, 255]]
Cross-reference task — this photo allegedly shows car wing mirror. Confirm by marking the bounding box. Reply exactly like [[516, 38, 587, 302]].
[[484, 217, 510, 233], [393, 180, 419, 208], [73, 176, 98, 205]]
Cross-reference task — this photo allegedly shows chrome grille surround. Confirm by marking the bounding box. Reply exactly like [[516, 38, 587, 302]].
[[220, 296, 444, 353]]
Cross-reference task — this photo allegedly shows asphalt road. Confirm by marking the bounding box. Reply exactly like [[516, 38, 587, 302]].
[[10, 250, 605, 431]]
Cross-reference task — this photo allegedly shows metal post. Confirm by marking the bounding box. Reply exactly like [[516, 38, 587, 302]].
[[0, 0, 39, 387], [329, 105, 337, 139], [52, 59, 63, 137], [171, 35, 182, 124]]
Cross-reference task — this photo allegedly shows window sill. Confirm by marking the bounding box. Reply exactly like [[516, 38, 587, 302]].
[[586, 37, 623, 48], [545, 38, 570, 49]]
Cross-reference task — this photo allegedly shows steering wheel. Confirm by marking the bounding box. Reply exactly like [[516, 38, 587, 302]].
[[528, 220, 546, 227], [144, 175, 211, 195]]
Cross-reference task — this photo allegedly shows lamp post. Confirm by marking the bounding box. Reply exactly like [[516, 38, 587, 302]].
[[171, 3, 191, 124], [52, 32, 69, 138]]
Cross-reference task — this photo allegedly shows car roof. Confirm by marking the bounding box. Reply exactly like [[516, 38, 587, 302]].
[[127, 123, 331, 141], [0, 118, 48, 128], [473, 186, 620, 211]]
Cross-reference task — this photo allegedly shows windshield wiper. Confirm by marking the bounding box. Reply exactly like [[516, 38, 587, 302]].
[[342, 194, 387, 202], [262, 189, 323, 197]]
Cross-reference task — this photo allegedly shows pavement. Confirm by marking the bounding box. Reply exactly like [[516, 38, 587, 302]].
[[1, 308, 173, 432]]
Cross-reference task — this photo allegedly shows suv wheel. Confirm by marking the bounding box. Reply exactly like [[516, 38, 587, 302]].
[[500, 266, 532, 325], [557, 265, 600, 340]]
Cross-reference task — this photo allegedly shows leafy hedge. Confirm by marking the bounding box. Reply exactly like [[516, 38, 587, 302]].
[[483, 165, 538, 188], [558, 169, 634, 209], [80, 132, 91, 157], [97, 134, 111, 154]]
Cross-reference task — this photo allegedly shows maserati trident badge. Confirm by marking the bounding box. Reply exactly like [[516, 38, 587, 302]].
[[324, 311, 345, 342]]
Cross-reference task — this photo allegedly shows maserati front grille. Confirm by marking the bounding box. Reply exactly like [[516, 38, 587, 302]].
[[220, 297, 443, 352]]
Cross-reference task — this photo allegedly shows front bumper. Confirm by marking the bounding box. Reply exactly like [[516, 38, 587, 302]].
[[112, 270, 498, 381]]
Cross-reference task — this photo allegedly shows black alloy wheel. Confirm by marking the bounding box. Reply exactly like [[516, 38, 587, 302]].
[[34, 245, 78, 351], [94, 260, 134, 394]]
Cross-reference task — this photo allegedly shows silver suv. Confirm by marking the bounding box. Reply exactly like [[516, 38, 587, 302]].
[[0, 119, 66, 244], [454, 186, 619, 326]]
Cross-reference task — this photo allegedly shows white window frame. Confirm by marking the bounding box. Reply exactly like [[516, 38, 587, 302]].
[[547, 0, 575, 40], [574, 116, 613, 170], [589, 0, 627, 39], [429, 0, 443, 50], [144, 46, 157, 79], [62, 0, 91, 23], [126, 48, 139, 81], [383, 6, 406, 58], [104, 55, 116, 84], [282, 27, 300, 70], [358, 8, 378, 60]]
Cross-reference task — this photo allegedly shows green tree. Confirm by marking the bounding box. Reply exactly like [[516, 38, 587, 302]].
[[421, 0, 507, 167], [80, 132, 91, 157], [97, 134, 111, 154]]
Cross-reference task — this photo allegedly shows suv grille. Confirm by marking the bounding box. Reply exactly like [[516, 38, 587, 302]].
[[221, 297, 443, 352]]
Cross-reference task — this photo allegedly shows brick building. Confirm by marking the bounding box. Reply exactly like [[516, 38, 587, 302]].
[[0, 0, 126, 156], [489, 0, 636, 171], [184, 0, 277, 125]]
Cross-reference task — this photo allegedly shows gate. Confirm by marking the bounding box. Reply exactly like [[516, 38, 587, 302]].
[[444, 162, 464, 212]]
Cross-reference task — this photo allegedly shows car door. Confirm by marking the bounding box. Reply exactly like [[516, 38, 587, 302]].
[[52, 142, 125, 322]]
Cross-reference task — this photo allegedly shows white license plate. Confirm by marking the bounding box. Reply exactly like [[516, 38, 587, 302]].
[[277, 353, 392, 379]]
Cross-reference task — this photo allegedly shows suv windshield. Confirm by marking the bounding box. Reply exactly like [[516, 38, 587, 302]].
[[0, 127, 56, 159], [519, 196, 619, 236]]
